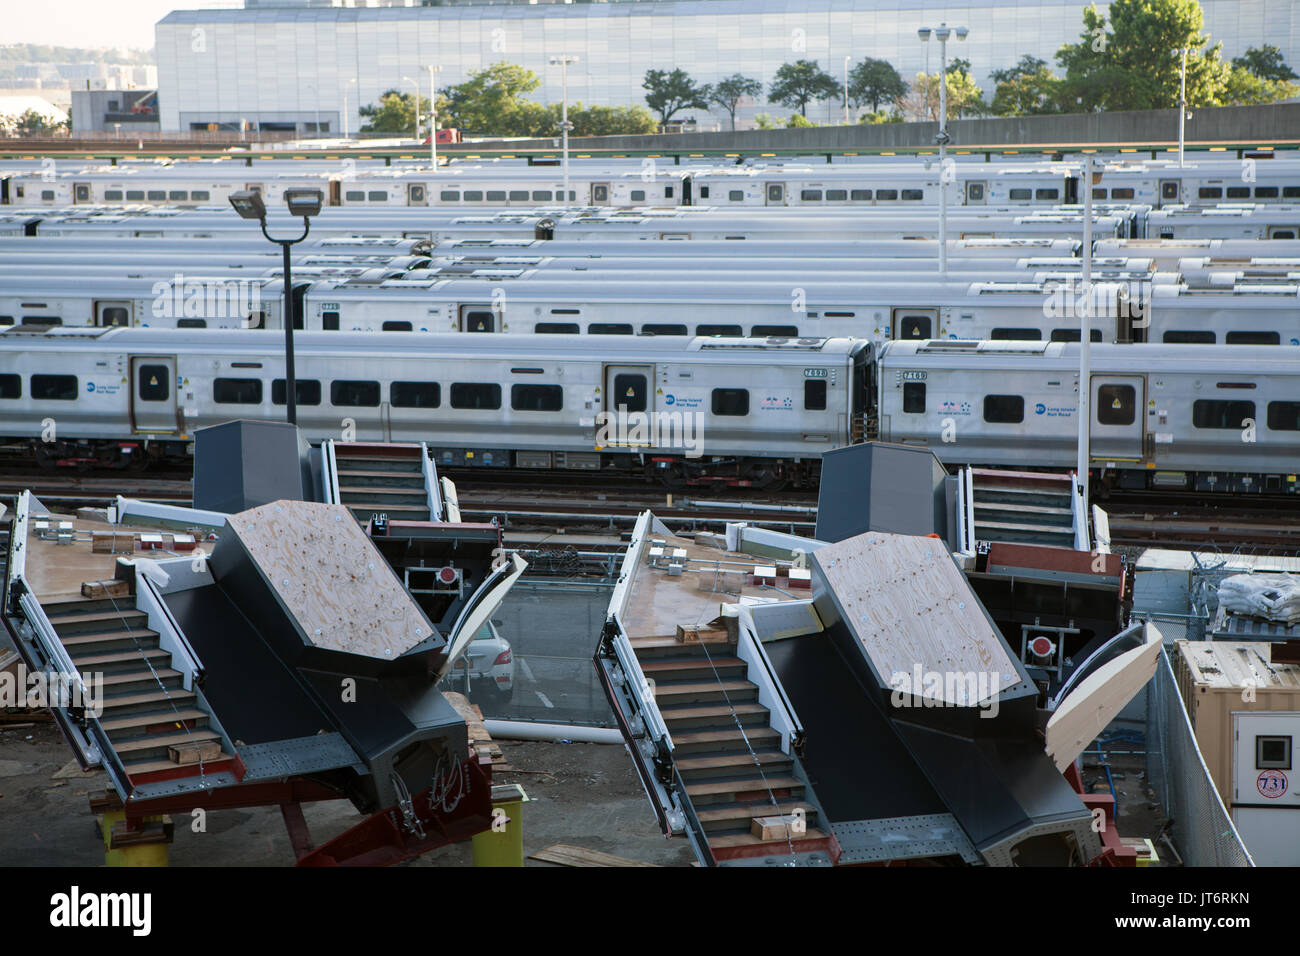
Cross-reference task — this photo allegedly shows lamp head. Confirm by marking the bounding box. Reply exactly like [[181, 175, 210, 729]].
[[955, 26, 969, 41], [284, 188, 324, 219], [917, 27, 932, 41], [229, 189, 266, 221]]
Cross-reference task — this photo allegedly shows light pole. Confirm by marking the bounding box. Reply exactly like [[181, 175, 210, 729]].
[[427, 64, 443, 170], [228, 188, 323, 427], [403, 75, 421, 143], [342, 77, 356, 140], [549, 54, 579, 208], [1078, 154, 1094, 521], [918, 22, 967, 277], [843, 55, 851, 124], [1176, 46, 1188, 168]]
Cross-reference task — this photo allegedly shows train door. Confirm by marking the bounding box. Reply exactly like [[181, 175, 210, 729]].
[[603, 365, 654, 441], [459, 304, 496, 332], [965, 181, 987, 205], [1089, 375, 1145, 462], [681, 176, 693, 207], [407, 183, 428, 206], [1064, 177, 1079, 205], [328, 181, 342, 206], [891, 308, 937, 340], [765, 183, 785, 206], [73, 183, 92, 204], [590, 183, 610, 205], [130, 357, 179, 434], [1158, 180, 1180, 208], [95, 300, 132, 327]]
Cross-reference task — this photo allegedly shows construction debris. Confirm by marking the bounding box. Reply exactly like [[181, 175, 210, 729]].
[[529, 844, 657, 867]]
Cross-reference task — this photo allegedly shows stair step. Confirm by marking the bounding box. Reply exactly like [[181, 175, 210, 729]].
[[70, 647, 170, 669], [123, 753, 236, 779], [50, 609, 148, 633], [60, 628, 159, 648], [100, 708, 207, 733], [42, 597, 131, 617], [652, 679, 758, 703], [100, 689, 195, 711], [658, 702, 768, 728], [677, 750, 792, 779], [329, 469, 425, 480], [670, 726, 780, 754], [640, 656, 747, 678], [972, 501, 1072, 516], [695, 800, 816, 830], [974, 520, 1075, 535], [631, 638, 735, 658], [100, 668, 183, 688], [706, 828, 831, 858], [112, 728, 221, 755], [685, 775, 805, 801]]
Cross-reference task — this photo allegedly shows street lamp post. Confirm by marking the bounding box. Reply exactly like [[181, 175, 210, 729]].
[[1176, 46, 1188, 168], [549, 54, 579, 208], [427, 65, 443, 170], [918, 22, 967, 277], [403, 75, 421, 143], [843, 55, 851, 124], [228, 188, 323, 426], [342, 77, 357, 140]]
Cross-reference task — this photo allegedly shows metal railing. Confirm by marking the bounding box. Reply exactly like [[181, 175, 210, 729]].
[[419, 442, 443, 521], [321, 440, 342, 507], [1070, 470, 1091, 552]]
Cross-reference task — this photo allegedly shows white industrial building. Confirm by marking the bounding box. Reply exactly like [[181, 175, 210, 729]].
[[154, 0, 1300, 134]]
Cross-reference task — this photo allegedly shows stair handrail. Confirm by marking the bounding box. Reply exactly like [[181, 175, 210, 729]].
[[732, 606, 804, 755], [1070, 470, 1091, 552], [4, 490, 30, 613], [322, 439, 342, 507], [420, 442, 444, 521], [962, 465, 976, 554], [136, 572, 205, 690], [17, 590, 91, 711]]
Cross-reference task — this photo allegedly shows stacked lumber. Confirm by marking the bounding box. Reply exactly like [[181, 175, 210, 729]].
[[443, 691, 506, 767], [529, 844, 657, 867]]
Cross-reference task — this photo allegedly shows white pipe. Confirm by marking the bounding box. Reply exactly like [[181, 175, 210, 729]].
[[483, 719, 622, 744]]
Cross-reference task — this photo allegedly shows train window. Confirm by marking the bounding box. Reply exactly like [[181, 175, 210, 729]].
[[851, 189, 872, 201], [699, 186, 710, 198], [463, 310, 495, 333], [22, 316, 61, 326], [1035, 188, 1059, 200], [901, 189, 924, 200], [612, 374, 647, 412], [450, 383, 502, 410], [1192, 399, 1254, 429], [1271, 229, 1298, 239], [1163, 330, 1216, 344], [1226, 331, 1280, 345], [712, 388, 749, 416], [331, 380, 380, 407], [509, 190, 529, 201], [246, 311, 266, 330], [391, 381, 440, 408], [1226, 186, 1250, 199], [486, 191, 506, 202], [101, 307, 129, 327], [1160, 182, 1179, 200], [876, 189, 898, 200], [827, 189, 848, 201], [532, 190, 553, 201], [192, 191, 210, 201], [1009, 188, 1031, 200], [801, 189, 823, 202], [271, 379, 321, 406], [903, 382, 926, 414], [1267, 402, 1300, 431], [1092, 188, 1107, 200], [631, 190, 647, 202], [321, 311, 340, 331], [512, 384, 563, 412], [536, 322, 580, 333], [213, 378, 262, 404], [1096, 385, 1135, 425], [169, 191, 187, 201], [0, 374, 20, 399], [729, 190, 745, 202], [1256, 735, 1292, 770], [640, 323, 688, 336], [1050, 329, 1103, 343], [177, 319, 206, 329], [589, 323, 633, 335], [966, 183, 984, 201], [804, 380, 827, 411], [1111, 188, 1135, 199], [345, 191, 365, 202], [0, 316, 11, 325], [664, 186, 674, 198], [31, 375, 77, 401], [1285, 186, 1300, 199], [1197, 187, 1223, 199], [766, 184, 783, 202], [592, 185, 609, 202], [41, 190, 54, 201], [137, 364, 169, 401], [382, 321, 413, 332], [105, 190, 123, 201], [440, 191, 460, 202], [752, 325, 799, 337], [126, 190, 144, 200], [464, 191, 484, 201], [147, 190, 166, 200], [983, 395, 1024, 423], [991, 328, 1041, 340], [1254, 185, 1279, 197], [896, 314, 932, 339], [696, 324, 743, 337]]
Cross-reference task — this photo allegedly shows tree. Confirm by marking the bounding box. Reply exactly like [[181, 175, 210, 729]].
[[705, 73, 763, 130], [359, 90, 432, 135], [948, 57, 972, 78], [1055, 0, 1229, 111], [642, 68, 709, 126], [441, 62, 541, 136], [899, 71, 988, 122], [1233, 45, 1298, 82], [1222, 66, 1299, 106], [769, 59, 840, 117], [10, 109, 67, 136], [989, 56, 1062, 115], [786, 113, 817, 128], [847, 57, 907, 113]]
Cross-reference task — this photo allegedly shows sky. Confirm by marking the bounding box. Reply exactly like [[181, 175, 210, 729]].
[[9, 0, 230, 52]]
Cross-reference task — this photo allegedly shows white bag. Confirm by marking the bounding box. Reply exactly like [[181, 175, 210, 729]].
[[1218, 573, 1300, 625]]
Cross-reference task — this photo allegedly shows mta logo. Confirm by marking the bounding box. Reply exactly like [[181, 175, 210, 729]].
[[86, 382, 96, 393], [1035, 403, 1046, 415], [664, 394, 675, 406]]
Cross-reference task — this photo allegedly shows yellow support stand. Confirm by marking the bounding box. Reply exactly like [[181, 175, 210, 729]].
[[100, 811, 173, 867], [471, 784, 529, 867]]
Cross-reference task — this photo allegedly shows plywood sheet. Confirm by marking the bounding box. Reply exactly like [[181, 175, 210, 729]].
[[812, 532, 1017, 705], [226, 499, 431, 660]]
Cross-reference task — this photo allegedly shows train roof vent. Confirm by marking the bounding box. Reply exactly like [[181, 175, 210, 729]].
[[697, 336, 829, 350], [379, 277, 439, 289], [918, 340, 981, 351], [1, 326, 112, 339], [971, 282, 1049, 294], [977, 341, 1051, 354], [468, 268, 525, 279], [341, 268, 404, 286]]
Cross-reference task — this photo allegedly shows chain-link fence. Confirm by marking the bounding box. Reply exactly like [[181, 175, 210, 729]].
[[465, 575, 616, 727], [1146, 648, 1254, 867]]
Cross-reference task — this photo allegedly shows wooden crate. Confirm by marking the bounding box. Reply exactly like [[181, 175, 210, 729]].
[[676, 624, 729, 645], [81, 578, 130, 599], [751, 813, 804, 841], [169, 740, 222, 765]]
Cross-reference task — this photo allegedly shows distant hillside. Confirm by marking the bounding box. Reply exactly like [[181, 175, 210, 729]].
[[0, 44, 153, 66]]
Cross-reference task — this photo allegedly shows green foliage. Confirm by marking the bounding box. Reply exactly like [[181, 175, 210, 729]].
[[358, 90, 433, 134], [0, 43, 151, 65], [752, 113, 778, 130], [769, 59, 840, 116], [786, 112, 817, 128], [847, 57, 908, 112], [1222, 66, 1299, 106], [705, 73, 763, 130], [2, 109, 69, 136], [440, 62, 542, 136], [1054, 0, 1229, 110], [903, 71, 988, 121], [642, 68, 709, 125], [948, 57, 972, 78], [858, 109, 903, 124], [989, 56, 1063, 116], [1232, 44, 1298, 82]]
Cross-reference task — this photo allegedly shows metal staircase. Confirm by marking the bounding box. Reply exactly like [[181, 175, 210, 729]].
[[969, 468, 1078, 547], [323, 441, 444, 524]]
